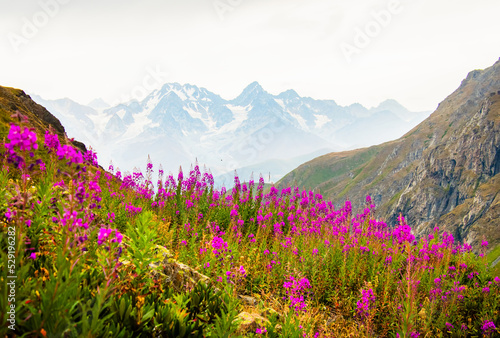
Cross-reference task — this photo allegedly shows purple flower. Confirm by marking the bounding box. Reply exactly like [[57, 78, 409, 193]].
[[98, 228, 122, 245], [481, 240, 489, 248], [239, 265, 246, 275], [56, 144, 83, 164], [445, 322, 454, 330], [256, 327, 267, 334], [283, 276, 311, 313], [29, 252, 36, 260], [84, 149, 99, 166], [44, 130, 60, 150], [5, 125, 38, 152], [481, 320, 496, 335], [113, 231, 123, 244], [98, 228, 113, 245], [356, 288, 376, 319], [5, 208, 14, 221]]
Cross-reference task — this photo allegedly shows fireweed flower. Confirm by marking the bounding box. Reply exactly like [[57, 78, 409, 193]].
[[98, 228, 123, 246], [5, 208, 15, 221], [357, 288, 376, 319], [5, 124, 38, 152], [56, 144, 83, 164], [57, 210, 89, 231], [44, 130, 60, 150], [481, 320, 496, 335], [84, 148, 99, 166], [283, 276, 311, 313]]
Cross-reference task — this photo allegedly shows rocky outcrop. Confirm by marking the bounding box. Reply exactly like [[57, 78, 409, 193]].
[[279, 58, 500, 250], [236, 312, 271, 333]]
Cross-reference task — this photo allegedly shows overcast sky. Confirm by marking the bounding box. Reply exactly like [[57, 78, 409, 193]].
[[1, 0, 499, 112]]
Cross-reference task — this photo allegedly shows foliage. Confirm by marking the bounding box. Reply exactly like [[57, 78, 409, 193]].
[[0, 120, 499, 337]]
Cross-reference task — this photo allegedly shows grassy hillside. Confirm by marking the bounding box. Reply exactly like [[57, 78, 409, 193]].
[[279, 60, 500, 254]]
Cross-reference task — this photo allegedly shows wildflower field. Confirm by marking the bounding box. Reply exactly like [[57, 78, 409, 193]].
[[1, 119, 499, 337]]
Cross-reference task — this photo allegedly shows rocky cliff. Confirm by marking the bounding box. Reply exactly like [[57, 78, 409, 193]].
[[279, 59, 500, 249]]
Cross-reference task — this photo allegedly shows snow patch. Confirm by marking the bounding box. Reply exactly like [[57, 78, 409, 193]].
[[185, 106, 203, 120], [289, 112, 308, 130], [121, 108, 153, 140], [275, 99, 285, 110], [314, 114, 330, 128], [116, 109, 126, 119], [214, 104, 250, 134]]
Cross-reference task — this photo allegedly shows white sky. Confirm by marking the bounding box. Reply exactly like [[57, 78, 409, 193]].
[[1, 0, 499, 112]]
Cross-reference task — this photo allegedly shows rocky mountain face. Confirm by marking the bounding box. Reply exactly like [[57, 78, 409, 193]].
[[279, 59, 500, 250], [0, 86, 86, 153], [31, 83, 428, 185]]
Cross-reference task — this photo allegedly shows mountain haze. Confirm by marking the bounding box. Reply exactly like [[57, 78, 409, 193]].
[[31, 83, 428, 184]]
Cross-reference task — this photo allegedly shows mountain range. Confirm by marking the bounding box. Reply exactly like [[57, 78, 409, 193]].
[[30, 82, 429, 185], [279, 58, 500, 250], [3, 58, 499, 254]]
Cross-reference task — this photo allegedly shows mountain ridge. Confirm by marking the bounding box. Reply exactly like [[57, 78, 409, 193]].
[[30, 82, 429, 183], [278, 58, 500, 250]]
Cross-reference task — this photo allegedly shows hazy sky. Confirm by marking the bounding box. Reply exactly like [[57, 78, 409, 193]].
[[1, 0, 499, 111]]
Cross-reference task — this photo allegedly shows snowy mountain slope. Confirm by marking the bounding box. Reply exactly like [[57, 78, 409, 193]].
[[31, 83, 429, 183]]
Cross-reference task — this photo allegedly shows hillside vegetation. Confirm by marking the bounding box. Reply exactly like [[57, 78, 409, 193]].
[[279, 60, 500, 255], [0, 90, 499, 337]]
